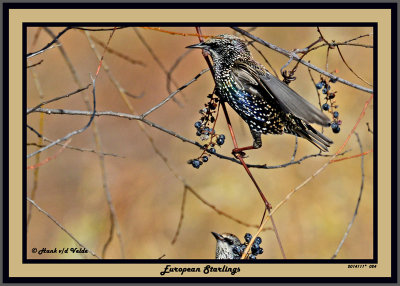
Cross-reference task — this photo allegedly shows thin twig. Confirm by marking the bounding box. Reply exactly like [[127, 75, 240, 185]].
[[91, 36, 146, 67], [171, 186, 188, 245], [241, 93, 373, 259], [141, 69, 209, 118], [167, 49, 193, 94], [31, 107, 350, 169], [27, 140, 124, 158], [366, 122, 373, 134], [27, 27, 71, 58], [185, 185, 270, 230], [336, 45, 373, 86], [290, 136, 299, 162], [42, 27, 125, 258], [72, 27, 128, 32], [27, 77, 96, 159], [86, 29, 126, 258], [27, 139, 72, 169], [194, 26, 286, 259], [331, 132, 365, 259], [232, 27, 373, 94], [27, 66, 45, 228], [27, 197, 101, 259], [27, 84, 91, 115], [133, 27, 183, 106], [27, 60, 44, 68]]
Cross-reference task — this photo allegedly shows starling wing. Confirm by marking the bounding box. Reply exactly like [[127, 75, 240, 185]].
[[231, 63, 333, 151], [233, 63, 331, 127]]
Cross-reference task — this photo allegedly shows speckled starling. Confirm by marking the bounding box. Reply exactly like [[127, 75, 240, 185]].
[[187, 34, 333, 152], [212, 232, 242, 259]]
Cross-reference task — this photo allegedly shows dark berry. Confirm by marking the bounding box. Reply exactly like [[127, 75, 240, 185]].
[[257, 248, 264, 255], [328, 93, 336, 99], [331, 122, 338, 130], [202, 156, 208, 162], [191, 160, 201, 169], [209, 148, 216, 154], [232, 245, 241, 255], [255, 237, 262, 245], [248, 254, 256, 260], [240, 244, 246, 252], [316, 82, 324, 89], [332, 126, 341, 134], [244, 233, 252, 243], [196, 130, 201, 136], [330, 77, 338, 83], [322, 103, 330, 111], [217, 138, 225, 146], [333, 111, 339, 118], [251, 243, 260, 254], [194, 121, 202, 129], [218, 134, 226, 140], [322, 88, 328, 94]]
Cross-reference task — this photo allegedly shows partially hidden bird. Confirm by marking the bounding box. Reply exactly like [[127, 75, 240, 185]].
[[187, 34, 333, 153], [212, 232, 242, 259]]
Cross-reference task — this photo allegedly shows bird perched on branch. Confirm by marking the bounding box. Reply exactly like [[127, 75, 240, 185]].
[[187, 34, 333, 154]]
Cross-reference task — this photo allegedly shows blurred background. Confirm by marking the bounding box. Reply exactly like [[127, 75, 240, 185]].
[[26, 26, 373, 259]]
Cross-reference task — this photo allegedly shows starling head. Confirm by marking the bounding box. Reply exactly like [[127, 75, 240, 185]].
[[187, 34, 251, 65], [212, 232, 242, 259]]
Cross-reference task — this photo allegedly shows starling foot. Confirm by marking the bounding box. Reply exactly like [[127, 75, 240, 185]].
[[231, 145, 255, 158]]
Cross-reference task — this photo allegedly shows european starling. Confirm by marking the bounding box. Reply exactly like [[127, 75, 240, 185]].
[[212, 232, 241, 259], [187, 34, 333, 152]]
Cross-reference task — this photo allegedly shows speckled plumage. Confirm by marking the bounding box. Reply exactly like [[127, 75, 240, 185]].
[[187, 34, 333, 151], [212, 232, 241, 259]]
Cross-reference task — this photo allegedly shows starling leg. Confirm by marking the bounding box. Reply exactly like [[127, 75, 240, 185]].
[[231, 130, 262, 157]]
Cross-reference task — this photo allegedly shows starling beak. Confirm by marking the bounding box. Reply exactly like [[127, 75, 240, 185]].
[[211, 231, 224, 241], [188, 34, 333, 152], [186, 42, 207, 49]]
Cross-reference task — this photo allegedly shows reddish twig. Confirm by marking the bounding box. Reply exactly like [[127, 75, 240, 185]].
[[330, 149, 372, 163], [27, 139, 72, 170], [194, 26, 286, 259]]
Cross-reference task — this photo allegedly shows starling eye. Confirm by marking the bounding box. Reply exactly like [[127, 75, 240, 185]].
[[224, 238, 233, 245]]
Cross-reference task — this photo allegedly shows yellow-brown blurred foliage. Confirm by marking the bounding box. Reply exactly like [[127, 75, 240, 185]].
[[27, 27, 373, 259]]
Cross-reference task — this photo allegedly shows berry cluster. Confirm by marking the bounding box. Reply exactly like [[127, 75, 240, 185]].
[[232, 233, 264, 260], [316, 77, 341, 134], [188, 94, 226, 169]]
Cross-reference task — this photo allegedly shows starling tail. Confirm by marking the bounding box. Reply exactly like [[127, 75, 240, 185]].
[[187, 34, 333, 152]]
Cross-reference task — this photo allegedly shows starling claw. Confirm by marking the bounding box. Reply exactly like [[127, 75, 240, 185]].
[[231, 145, 256, 158], [232, 149, 247, 159]]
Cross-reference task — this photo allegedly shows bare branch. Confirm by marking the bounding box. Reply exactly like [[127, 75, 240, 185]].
[[232, 27, 373, 94], [141, 69, 209, 118], [27, 27, 71, 58], [331, 132, 365, 259], [27, 127, 124, 158], [27, 197, 101, 259], [27, 59, 44, 68], [27, 84, 91, 115], [27, 77, 96, 159], [32, 107, 349, 170]]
